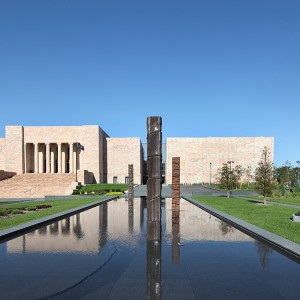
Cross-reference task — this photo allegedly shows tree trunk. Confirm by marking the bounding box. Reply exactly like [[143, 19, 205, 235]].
[[227, 190, 230, 198], [264, 195, 267, 205]]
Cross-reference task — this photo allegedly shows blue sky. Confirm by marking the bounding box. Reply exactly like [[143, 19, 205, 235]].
[[0, 0, 299, 167]]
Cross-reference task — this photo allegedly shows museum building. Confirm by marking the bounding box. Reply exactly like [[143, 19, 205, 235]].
[[0, 124, 274, 197]]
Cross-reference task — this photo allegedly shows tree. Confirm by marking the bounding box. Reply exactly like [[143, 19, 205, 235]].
[[234, 165, 244, 189], [275, 164, 298, 192], [255, 147, 275, 204], [217, 163, 238, 197], [245, 165, 254, 188]]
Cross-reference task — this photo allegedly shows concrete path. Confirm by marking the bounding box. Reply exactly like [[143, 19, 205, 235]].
[[133, 185, 172, 198]]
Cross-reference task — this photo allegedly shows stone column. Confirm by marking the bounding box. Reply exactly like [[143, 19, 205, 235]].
[[34, 143, 39, 173], [50, 145, 55, 173], [57, 143, 62, 173], [46, 143, 50, 173], [38, 148, 43, 173], [69, 143, 74, 173]]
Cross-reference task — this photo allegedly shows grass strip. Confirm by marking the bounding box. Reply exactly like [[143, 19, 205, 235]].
[[0, 198, 104, 231], [193, 196, 300, 245], [80, 183, 128, 193]]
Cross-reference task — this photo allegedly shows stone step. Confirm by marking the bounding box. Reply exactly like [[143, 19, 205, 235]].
[[0, 173, 77, 198]]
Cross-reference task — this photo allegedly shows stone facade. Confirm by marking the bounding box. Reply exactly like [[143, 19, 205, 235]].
[[2, 125, 108, 184], [107, 138, 143, 184], [0, 138, 5, 170], [1, 124, 274, 187], [166, 137, 274, 184]]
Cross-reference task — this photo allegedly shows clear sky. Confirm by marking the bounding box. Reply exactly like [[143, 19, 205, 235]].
[[0, 0, 299, 167]]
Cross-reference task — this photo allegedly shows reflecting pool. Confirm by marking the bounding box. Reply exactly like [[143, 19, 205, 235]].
[[1, 198, 300, 299]]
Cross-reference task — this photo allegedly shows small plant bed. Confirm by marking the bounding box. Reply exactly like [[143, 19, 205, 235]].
[[79, 183, 129, 195], [193, 196, 300, 245], [0, 198, 104, 231], [0, 205, 52, 219]]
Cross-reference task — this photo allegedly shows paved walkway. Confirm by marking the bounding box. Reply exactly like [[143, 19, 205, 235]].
[[133, 185, 172, 197]]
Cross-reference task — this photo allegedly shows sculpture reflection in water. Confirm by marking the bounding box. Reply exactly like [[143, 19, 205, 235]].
[[98, 202, 108, 249], [172, 201, 180, 264], [172, 156, 181, 264], [128, 164, 134, 233], [147, 230, 161, 300]]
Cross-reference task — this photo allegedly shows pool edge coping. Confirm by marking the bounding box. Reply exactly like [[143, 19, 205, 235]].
[[184, 196, 300, 261], [0, 196, 118, 243]]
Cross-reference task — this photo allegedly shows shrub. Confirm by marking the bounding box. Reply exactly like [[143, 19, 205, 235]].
[[279, 183, 286, 196], [36, 205, 52, 209], [11, 209, 24, 215], [0, 209, 8, 216], [106, 192, 123, 196], [271, 191, 281, 198], [26, 207, 37, 211]]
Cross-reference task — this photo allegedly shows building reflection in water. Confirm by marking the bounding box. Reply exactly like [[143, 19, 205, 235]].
[[73, 214, 85, 240], [61, 217, 71, 235], [7, 198, 145, 254]]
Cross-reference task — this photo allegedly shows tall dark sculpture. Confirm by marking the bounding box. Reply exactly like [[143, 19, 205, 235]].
[[146, 116, 162, 299], [147, 116, 162, 239], [172, 157, 180, 205], [128, 164, 134, 199]]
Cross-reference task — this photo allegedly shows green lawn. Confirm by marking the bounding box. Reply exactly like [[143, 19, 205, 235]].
[[0, 198, 104, 231], [193, 196, 300, 244], [244, 196, 300, 206], [80, 183, 128, 193]]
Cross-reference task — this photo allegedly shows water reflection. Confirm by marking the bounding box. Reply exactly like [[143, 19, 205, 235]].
[[147, 195, 162, 300], [219, 221, 234, 236], [255, 241, 273, 268], [1, 198, 300, 300], [165, 200, 253, 242], [128, 196, 134, 233], [98, 202, 108, 248], [7, 198, 144, 254], [73, 214, 85, 240], [61, 217, 70, 235], [172, 197, 180, 264]]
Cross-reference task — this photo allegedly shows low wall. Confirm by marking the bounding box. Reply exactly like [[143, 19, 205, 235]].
[[0, 170, 16, 181], [77, 170, 96, 184]]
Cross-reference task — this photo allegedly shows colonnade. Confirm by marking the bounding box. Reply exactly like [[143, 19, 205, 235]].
[[25, 142, 81, 174]]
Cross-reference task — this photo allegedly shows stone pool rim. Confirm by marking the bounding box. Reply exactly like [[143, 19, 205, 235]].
[[184, 196, 300, 262], [0, 196, 118, 243]]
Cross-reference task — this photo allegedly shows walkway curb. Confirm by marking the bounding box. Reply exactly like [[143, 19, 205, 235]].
[[0, 196, 117, 243], [183, 196, 300, 261]]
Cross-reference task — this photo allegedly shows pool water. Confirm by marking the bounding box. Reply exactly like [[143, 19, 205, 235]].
[[1, 197, 300, 299]]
